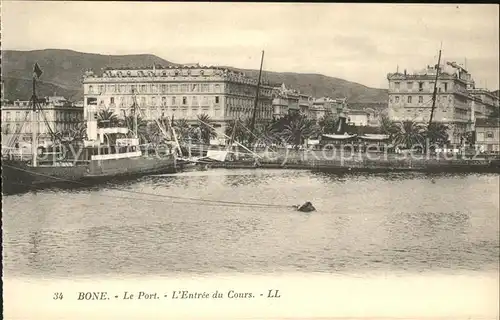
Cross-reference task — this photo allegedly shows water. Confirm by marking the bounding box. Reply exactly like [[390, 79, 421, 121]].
[[3, 169, 499, 278]]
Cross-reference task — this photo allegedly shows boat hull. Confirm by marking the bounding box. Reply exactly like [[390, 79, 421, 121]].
[[1, 160, 88, 194], [85, 155, 177, 178]]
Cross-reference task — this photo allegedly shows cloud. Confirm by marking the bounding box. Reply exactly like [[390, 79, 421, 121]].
[[2, 2, 498, 89]]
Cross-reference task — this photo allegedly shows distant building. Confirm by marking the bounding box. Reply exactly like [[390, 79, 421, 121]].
[[310, 97, 347, 120], [475, 118, 499, 154], [1, 96, 84, 142], [468, 89, 500, 126], [272, 83, 300, 118], [82, 65, 274, 138], [387, 61, 482, 144]]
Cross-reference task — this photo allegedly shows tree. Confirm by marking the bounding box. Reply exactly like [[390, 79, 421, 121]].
[[392, 120, 425, 149], [173, 118, 193, 143], [197, 113, 218, 144], [282, 115, 318, 148], [318, 115, 337, 134], [379, 115, 399, 139], [97, 109, 119, 128], [424, 123, 449, 146]]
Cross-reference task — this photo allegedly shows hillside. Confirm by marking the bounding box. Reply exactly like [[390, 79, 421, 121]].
[[2, 49, 388, 106]]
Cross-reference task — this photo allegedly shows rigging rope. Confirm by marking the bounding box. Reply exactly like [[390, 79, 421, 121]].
[[3, 164, 292, 209]]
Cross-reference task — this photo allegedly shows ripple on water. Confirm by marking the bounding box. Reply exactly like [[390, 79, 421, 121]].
[[2, 169, 499, 277]]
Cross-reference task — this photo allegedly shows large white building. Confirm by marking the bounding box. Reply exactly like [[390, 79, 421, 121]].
[[387, 61, 499, 144], [82, 65, 273, 137]]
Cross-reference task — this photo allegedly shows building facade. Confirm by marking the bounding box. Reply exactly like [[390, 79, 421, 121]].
[[387, 63, 478, 144], [82, 65, 274, 138], [271, 83, 300, 118], [475, 118, 499, 154], [310, 97, 347, 120], [468, 89, 500, 125], [1, 96, 84, 144]]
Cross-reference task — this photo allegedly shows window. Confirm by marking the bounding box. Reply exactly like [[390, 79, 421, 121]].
[[140, 97, 146, 106], [192, 84, 198, 92], [152, 97, 157, 105], [407, 96, 412, 103], [15, 111, 20, 120], [395, 96, 400, 103], [418, 96, 423, 103], [88, 85, 94, 94], [486, 131, 494, 138], [182, 97, 187, 105], [444, 82, 448, 92], [192, 96, 198, 105], [215, 96, 220, 104], [181, 84, 188, 92], [161, 84, 167, 93], [98, 85, 105, 93], [171, 85, 178, 93], [407, 82, 413, 90], [110, 97, 115, 104], [172, 97, 176, 105], [214, 84, 221, 93], [202, 84, 209, 92], [141, 85, 147, 93], [131, 85, 137, 93], [394, 82, 400, 90], [418, 82, 423, 92], [162, 97, 167, 106]]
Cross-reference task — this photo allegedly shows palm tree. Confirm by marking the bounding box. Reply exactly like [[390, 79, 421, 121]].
[[173, 118, 193, 143], [197, 113, 218, 144], [379, 115, 399, 139], [392, 120, 425, 149], [97, 109, 119, 128], [282, 115, 318, 149], [122, 114, 148, 143], [318, 115, 338, 134]]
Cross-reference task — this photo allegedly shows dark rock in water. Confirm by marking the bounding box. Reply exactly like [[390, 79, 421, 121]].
[[296, 201, 316, 212]]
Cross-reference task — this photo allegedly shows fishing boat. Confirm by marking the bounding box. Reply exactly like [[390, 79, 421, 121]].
[[2, 63, 176, 194]]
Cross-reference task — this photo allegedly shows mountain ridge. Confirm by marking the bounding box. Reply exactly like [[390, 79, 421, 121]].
[[2, 49, 389, 107]]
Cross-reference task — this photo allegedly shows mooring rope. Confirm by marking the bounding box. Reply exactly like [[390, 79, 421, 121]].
[[3, 164, 293, 209]]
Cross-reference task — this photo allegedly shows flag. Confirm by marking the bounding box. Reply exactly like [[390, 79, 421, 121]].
[[33, 63, 43, 79]]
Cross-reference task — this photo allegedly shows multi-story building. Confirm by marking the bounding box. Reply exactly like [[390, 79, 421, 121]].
[[299, 93, 313, 117], [346, 107, 382, 127], [387, 62, 478, 144], [82, 65, 274, 138], [271, 83, 300, 118], [475, 118, 499, 154], [469, 89, 500, 124], [1, 96, 84, 144], [310, 97, 347, 120]]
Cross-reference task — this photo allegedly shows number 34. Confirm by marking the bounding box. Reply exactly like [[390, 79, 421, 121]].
[[53, 292, 64, 300]]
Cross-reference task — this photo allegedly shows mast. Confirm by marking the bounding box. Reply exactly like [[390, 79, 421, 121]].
[[131, 89, 139, 139], [249, 50, 264, 145], [31, 64, 42, 167], [428, 48, 442, 128]]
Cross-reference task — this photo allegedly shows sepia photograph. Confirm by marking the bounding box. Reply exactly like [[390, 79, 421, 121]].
[[1, 2, 499, 319]]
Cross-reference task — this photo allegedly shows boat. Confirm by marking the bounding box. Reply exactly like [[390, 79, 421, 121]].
[[2, 63, 176, 194]]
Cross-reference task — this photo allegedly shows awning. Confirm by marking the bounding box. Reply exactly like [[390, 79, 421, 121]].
[[321, 134, 357, 140], [359, 134, 390, 141]]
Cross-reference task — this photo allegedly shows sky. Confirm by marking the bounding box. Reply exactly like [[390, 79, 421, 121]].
[[2, 2, 499, 90]]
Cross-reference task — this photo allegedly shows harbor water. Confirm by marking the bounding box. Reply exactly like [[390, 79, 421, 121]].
[[3, 169, 499, 277], [3, 169, 499, 319]]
